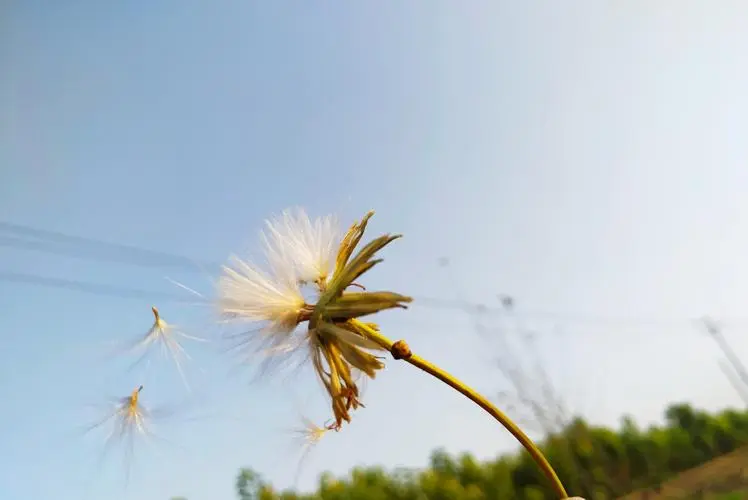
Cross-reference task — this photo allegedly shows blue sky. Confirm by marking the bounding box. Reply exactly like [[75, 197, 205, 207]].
[[3, 2, 748, 499]]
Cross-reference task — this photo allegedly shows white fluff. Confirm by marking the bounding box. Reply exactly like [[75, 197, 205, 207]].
[[262, 207, 340, 285]]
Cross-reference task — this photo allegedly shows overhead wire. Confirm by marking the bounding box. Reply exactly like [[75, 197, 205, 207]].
[[413, 295, 693, 328], [0, 221, 220, 271], [0, 271, 198, 303], [2, 220, 748, 329]]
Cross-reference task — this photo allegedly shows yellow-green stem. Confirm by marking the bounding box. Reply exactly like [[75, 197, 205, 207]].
[[361, 325, 569, 499], [403, 351, 568, 498]]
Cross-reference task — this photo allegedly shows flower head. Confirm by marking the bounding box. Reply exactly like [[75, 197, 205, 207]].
[[218, 209, 412, 430]]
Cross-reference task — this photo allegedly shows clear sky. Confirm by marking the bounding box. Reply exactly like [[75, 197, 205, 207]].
[[3, 2, 748, 499]]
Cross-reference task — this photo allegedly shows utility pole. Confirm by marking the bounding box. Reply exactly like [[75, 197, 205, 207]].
[[702, 317, 748, 403]]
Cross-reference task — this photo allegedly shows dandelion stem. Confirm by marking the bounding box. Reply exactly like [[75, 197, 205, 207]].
[[368, 333, 569, 498]]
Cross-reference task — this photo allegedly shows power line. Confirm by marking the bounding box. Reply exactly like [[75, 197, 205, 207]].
[[0, 271, 198, 303], [4, 269, 748, 341], [0, 268, 698, 328], [0, 221, 219, 272], [415, 296, 694, 328], [0, 268, 730, 333], [0, 235, 218, 271], [0, 221, 699, 324], [0, 270, 697, 340], [3, 220, 748, 330]]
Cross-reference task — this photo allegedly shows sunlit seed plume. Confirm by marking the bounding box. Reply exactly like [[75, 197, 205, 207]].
[[87, 385, 150, 439], [217, 209, 337, 361], [218, 257, 310, 334], [289, 416, 337, 487], [83, 385, 155, 481], [124, 385, 146, 430], [126, 306, 205, 390], [294, 416, 334, 447], [262, 208, 340, 286]]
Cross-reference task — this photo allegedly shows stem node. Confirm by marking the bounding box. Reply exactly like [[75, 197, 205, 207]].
[[391, 340, 412, 360]]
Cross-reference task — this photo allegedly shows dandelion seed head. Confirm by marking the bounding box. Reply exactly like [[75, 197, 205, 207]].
[[219, 209, 410, 431]]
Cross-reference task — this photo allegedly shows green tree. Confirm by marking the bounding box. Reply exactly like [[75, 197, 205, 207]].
[[225, 403, 748, 500]]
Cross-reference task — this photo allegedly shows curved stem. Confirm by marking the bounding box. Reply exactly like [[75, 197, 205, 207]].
[[359, 323, 569, 498], [404, 351, 568, 498]]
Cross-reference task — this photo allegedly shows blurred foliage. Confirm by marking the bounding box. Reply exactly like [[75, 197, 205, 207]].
[[221, 403, 748, 500]]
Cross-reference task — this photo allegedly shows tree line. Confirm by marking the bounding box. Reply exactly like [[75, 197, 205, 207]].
[[196, 402, 748, 500]]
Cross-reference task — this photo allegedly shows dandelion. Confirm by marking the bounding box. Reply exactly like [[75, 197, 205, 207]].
[[219, 209, 409, 429], [293, 416, 335, 462], [84, 385, 154, 482], [124, 306, 205, 390], [82, 384, 187, 486], [288, 416, 337, 488], [218, 208, 572, 498]]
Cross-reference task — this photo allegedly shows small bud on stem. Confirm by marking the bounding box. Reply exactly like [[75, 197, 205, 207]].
[[391, 340, 412, 360]]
